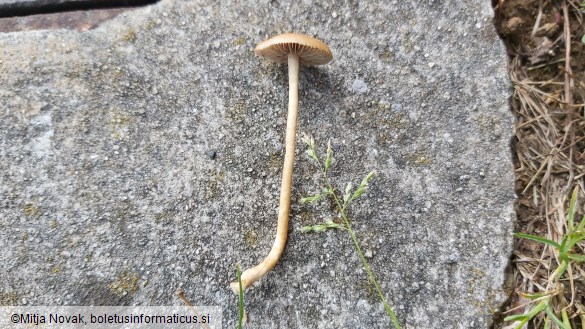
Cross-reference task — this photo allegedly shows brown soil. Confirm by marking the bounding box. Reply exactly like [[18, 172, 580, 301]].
[[494, 0, 585, 327]]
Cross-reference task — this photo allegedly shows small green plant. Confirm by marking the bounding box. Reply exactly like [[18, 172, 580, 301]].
[[236, 264, 245, 329], [300, 136, 401, 329], [505, 187, 585, 328]]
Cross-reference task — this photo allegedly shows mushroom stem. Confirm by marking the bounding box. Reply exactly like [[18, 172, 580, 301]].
[[231, 53, 300, 293]]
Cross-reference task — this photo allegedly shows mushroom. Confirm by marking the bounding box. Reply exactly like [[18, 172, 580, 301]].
[[231, 33, 333, 293]]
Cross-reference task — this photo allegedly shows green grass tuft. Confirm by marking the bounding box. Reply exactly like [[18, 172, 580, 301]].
[[506, 187, 585, 328]]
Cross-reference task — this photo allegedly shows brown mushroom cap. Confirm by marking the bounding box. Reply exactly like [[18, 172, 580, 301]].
[[255, 33, 333, 66]]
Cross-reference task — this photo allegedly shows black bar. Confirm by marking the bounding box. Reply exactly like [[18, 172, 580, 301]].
[[0, 0, 158, 18]]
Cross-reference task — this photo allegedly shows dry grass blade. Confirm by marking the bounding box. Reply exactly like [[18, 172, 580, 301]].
[[495, 0, 585, 327]]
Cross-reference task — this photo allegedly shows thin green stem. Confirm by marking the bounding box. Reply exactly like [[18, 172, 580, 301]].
[[321, 171, 401, 329], [236, 264, 244, 329], [305, 141, 400, 328]]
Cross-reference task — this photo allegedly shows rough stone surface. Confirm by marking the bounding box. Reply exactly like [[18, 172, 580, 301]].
[[0, 0, 515, 328]]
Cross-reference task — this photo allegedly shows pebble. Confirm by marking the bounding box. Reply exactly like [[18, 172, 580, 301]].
[[447, 252, 460, 263], [206, 150, 217, 160], [352, 79, 368, 94], [391, 103, 403, 112]]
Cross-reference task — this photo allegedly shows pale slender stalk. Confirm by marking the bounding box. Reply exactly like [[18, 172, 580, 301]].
[[231, 53, 300, 293]]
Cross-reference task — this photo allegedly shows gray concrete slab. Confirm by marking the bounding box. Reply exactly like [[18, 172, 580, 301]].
[[0, 0, 515, 328]]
